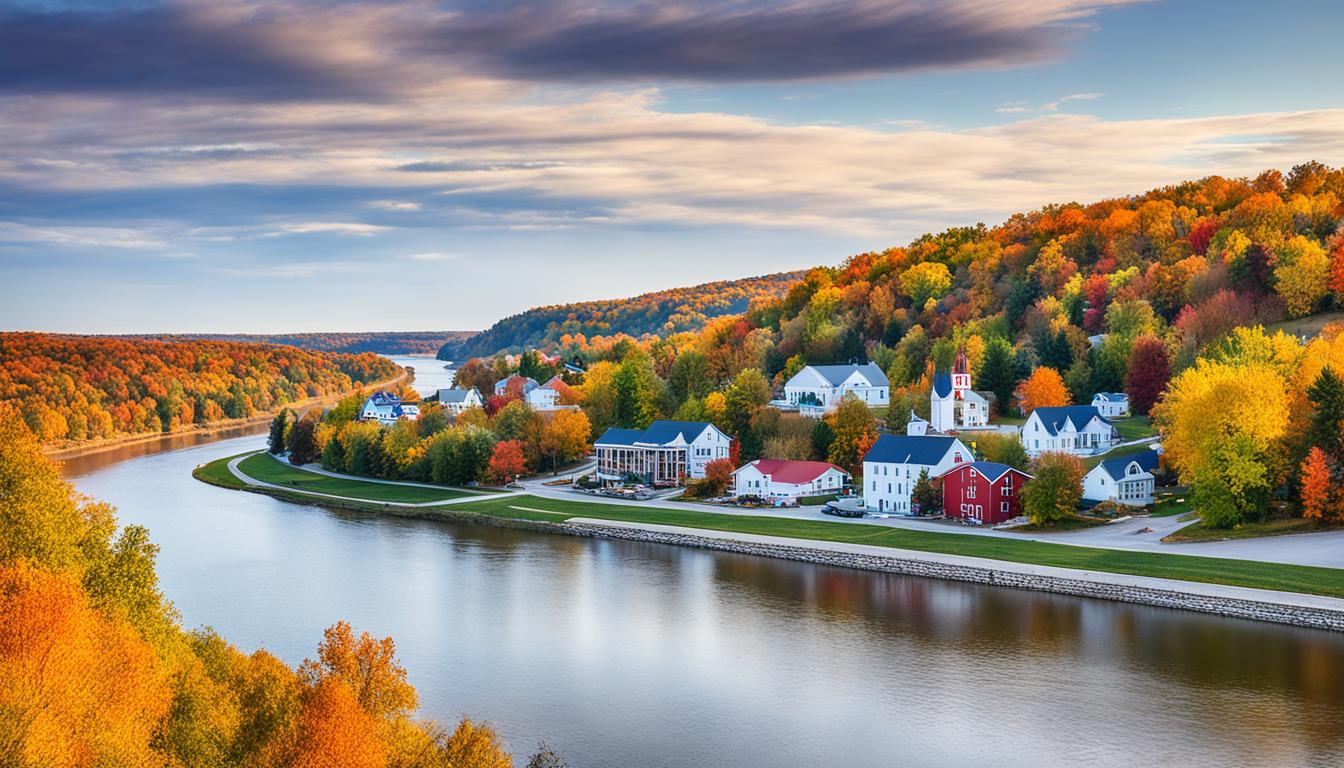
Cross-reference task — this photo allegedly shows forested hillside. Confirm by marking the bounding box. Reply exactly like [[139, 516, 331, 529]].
[[143, 331, 476, 355], [438, 271, 806, 359], [0, 333, 402, 444], [463, 162, 1344, 529]]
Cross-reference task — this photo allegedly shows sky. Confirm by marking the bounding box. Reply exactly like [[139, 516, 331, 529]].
[[2, 0, 1343, 334]]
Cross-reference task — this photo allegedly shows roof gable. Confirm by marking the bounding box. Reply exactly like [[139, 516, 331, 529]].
[[940, 461, 1031, 483], [1029, 405, 1110, 435], [804, 363, 889, 388], [739, 459, 848, 484], [863, 434, 966, 466], [1097, 450, 1160, 481]]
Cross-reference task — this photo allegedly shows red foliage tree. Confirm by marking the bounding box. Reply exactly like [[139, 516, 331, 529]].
[[1125, 336, 1171, 416], [486, 440, 528, 484]]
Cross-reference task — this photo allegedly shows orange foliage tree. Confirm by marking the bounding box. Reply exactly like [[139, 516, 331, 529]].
[[1015, 367, 1070, 414], [1300, 447, 1334, 522]]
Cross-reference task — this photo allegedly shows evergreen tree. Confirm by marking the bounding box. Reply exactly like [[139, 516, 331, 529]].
[[286, 410, 320, 465], [810, 418, 835, 462], [1307, 367, 1344, 459], [613, 351, 660, 429], [977, 339, 1016, 416], [911, 469, 941, 515], [320, 431, 346, 472], [267, 410, 290, 454]]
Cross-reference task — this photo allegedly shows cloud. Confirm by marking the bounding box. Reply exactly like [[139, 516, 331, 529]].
[[366, 200, 422, 211], [0, 0, 1140, 100], [261, 222, 391, 237], [0, 221, 164, 249], [404, 251, 461, 262], [427, 0, 1142, 83], [999, 92, 1104, 113]]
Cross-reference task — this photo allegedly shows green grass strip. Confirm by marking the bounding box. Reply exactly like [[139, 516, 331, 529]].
[[452, 494, 1344, 599], [234, 453, 476, 504]]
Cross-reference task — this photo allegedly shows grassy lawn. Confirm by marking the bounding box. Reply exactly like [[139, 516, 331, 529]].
[[193, 452, 252, 489], [451, 494, 1344, 598], [232, 453, 479, 504], [1111, 415, 1157, 441], [1010, 515, 1109, 533], [1151, 492, 1192, 518], [798, 494, 838, 506], [992, 415, 1027, 426], [1268, 309, 1344, 339], [1162, 516, 1331, 543]]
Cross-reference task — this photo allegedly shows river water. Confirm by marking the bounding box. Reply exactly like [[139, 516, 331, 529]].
[[63, 431, 1344, 767]]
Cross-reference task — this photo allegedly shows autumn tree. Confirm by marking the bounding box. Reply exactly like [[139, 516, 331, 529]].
[[826, 395, 877, 474], [1300, 447, 1332, 522], [1021, 453, 1084, 525], [486, 440, 528, 484], [1014, 366, 1070, 414], [1124, 336, 1170, 416], [289, 678, 387, 768], [268, 410, 291, 454], [1274, 235, 1330, 317], [437, 718, 513, 768], [974, 432, 1030, 470], [899, 261, 953, 310], [687, 457, 735, 498], [1155, 356, 1289, 528], [540, 409, 592, 471]]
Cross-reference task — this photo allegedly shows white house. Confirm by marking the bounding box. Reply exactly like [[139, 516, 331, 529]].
[[906, 410, 929, 436], [731, 459, 850, 502], [930, 350, 989, 432], [862, 434, 972, 515], [1091, 392, 1130, 418], [1022, 405, 1119, 457], [594, 420, 732, 486], [1083, 450, 1160, 506], [495, 375, 540, 397], [524, 375, 573, 411], [436, 387, 483, 415], [783, 363, 889, 416], [359, 392, 419, 426]]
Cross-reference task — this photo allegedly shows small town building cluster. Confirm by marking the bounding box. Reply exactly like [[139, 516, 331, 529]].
[[929, 351, 989, 432], [436, 387, 484, 415], [862, 434, 972, 515], [494, 374, 574, 411]]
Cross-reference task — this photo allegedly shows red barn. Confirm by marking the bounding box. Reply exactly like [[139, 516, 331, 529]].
[[938, 461, 1033, 525]]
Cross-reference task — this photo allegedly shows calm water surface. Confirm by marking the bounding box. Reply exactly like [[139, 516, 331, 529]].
[[65, 434, 1344, 768]]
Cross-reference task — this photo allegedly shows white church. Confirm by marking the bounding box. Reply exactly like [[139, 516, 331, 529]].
[[930, 350, 989, 432]]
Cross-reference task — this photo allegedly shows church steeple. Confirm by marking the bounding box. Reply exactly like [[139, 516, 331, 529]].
[[951, 349, 971, 392]]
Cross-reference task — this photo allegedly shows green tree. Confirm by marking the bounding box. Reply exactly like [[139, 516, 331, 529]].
[[978, 338, 1016, 416], [287, 410, 321, 466], [667, 351, 712, 406], [911, 469, 941, 515], [899, 261, 953, 309], [810, 418, 836, 462], [884, 393, 913, 433], [267, 410, 290, 454], [613, 351, 660, 429], [1307, 366, 1344, 459], [1021, 453, 1084, 525]]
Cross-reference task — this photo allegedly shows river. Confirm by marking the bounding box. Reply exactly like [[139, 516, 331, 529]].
[[63, 432, 1344, 767]]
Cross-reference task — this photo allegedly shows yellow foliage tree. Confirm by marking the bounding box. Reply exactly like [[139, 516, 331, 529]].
[[1274, 235, 1330, 318]]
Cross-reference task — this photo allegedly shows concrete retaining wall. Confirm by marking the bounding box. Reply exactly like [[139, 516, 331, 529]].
[[554, 521, 1344, 633]]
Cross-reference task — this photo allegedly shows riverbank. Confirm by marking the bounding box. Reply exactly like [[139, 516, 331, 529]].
[[198, 453, 1344, 630], [44, 369, 412, 462]]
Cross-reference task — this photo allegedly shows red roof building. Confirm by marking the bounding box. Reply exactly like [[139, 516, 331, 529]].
[[731, 459, 851, 501], [937, 461, 1033, 525]]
